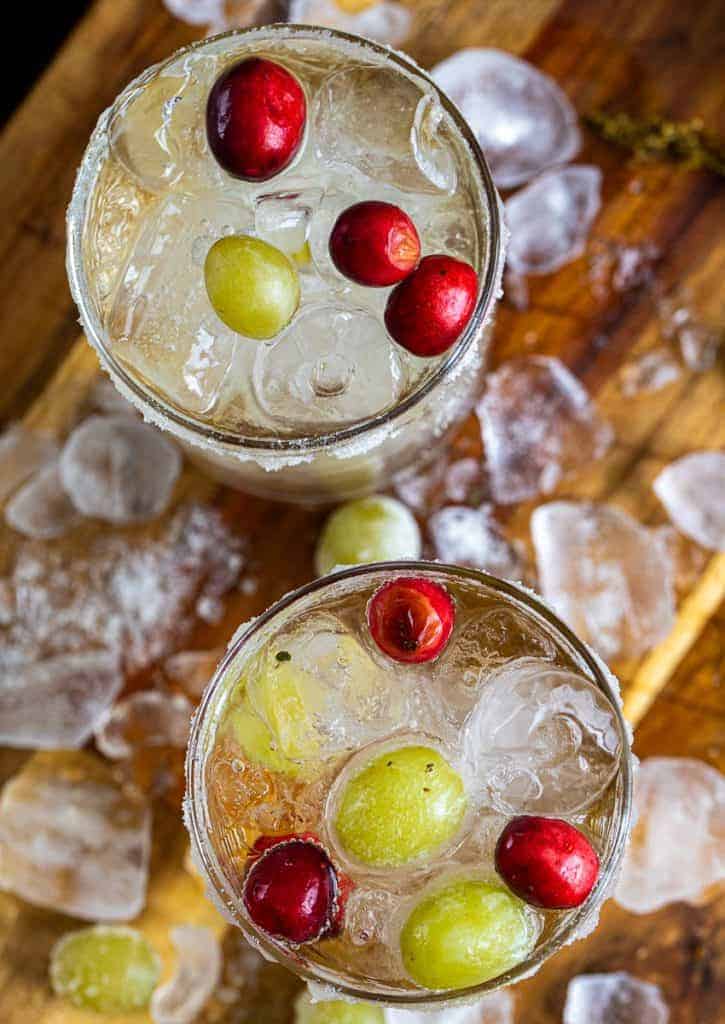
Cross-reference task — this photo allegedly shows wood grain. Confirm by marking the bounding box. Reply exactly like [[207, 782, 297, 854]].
[[0, 0, 723, 1021]]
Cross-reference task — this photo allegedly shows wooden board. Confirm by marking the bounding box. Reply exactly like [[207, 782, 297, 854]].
[[0, 0, 723, 1021]]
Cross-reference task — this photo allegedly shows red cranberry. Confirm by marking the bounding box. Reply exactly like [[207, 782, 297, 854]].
[[367, 576, 455, 663], [384, 254, 478, 357], [243, 834, 345, 944], [329, 201, 421, 286], [495, 816, 600, 910], [207, 58, 306, 181]]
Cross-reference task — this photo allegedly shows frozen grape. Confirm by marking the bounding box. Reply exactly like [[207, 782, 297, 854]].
[[204, 235, 300, 339], [295, 991, 385, 1024], [228, 655, 323, 777], [399, 879, 536, 990], [315, 495, 421, 575], [334, 745, 466, 867], [50, 925, 160, 1012]]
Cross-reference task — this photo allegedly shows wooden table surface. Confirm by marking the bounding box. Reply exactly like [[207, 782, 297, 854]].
[[0, 1, 723, 1021]]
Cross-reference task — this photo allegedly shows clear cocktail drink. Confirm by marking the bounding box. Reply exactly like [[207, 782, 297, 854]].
[[67, 26, 504, 504], [185, 563, 632, 1005]]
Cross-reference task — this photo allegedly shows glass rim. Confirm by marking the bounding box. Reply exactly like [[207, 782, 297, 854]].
[[185, 561, 634, 1007], [66, 22, 504, 457]]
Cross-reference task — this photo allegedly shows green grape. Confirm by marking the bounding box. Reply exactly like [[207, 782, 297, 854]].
[[204, 235, 300, 339], [294, 991, 385, 1024], [334, 745, 466, 867], [315, 496, 421, 576], [399, 879, 536, 990], [228, 657, 322, 777], [50, 925, 160, 1012]]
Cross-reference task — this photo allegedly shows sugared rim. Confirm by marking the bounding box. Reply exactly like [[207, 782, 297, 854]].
[[185, 562, 633, 1007], [66, 23, 504, 457]]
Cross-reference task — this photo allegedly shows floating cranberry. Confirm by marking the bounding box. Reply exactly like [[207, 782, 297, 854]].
[[329, 201, 421, 286], [367, 576, 455, 663], [495, 816, 600, 910], [384, 254, 478, 357], [243, 834, 345, 944], [207, 58, 306, 181]]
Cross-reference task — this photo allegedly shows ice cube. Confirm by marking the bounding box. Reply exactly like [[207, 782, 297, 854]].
[[312, 67, 456, 194], [431, 48, 580, 188], [463, 657, 621, 815], [0, 424, 58, 502], [653, 451, 725, 550], [95, 690, 193, 759], [677, 322, 722, 371], [252, 304, 404, 429], [657, 291, 723, 372], [150, 925, 222, 1024], [420, 192, 478, 263], [387, 990, 514, 1024], [477, 356, 614, 504], [60, 415, 182, 525], [588, 239, 660, 300], [4, 462, 81, 540], [109, 193, 251, 415], [428, 504, 523, 579], [86, 161, 147, 309], [0, 751, 151, 920], [254, 187, 323, 257], [505, 166, 602, 275], [563, 972, 669, 1024], [110, 51, 225, 194], [289, 1, 413, 46], [163, 0, 224, 24], [443, 458, 487, 503], [451, 606, 557, 688], [532, 501, 675, 661], [0, 650, 123, 750], [619, 349, 681, 397], [164, 648, 224, 699], [616, 757, 725, 914]]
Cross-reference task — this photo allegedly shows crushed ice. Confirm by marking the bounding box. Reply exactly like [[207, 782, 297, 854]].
[[0, 503, 244, 690]]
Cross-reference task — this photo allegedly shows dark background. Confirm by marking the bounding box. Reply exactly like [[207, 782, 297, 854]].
[[5, 1, 93, 123]]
